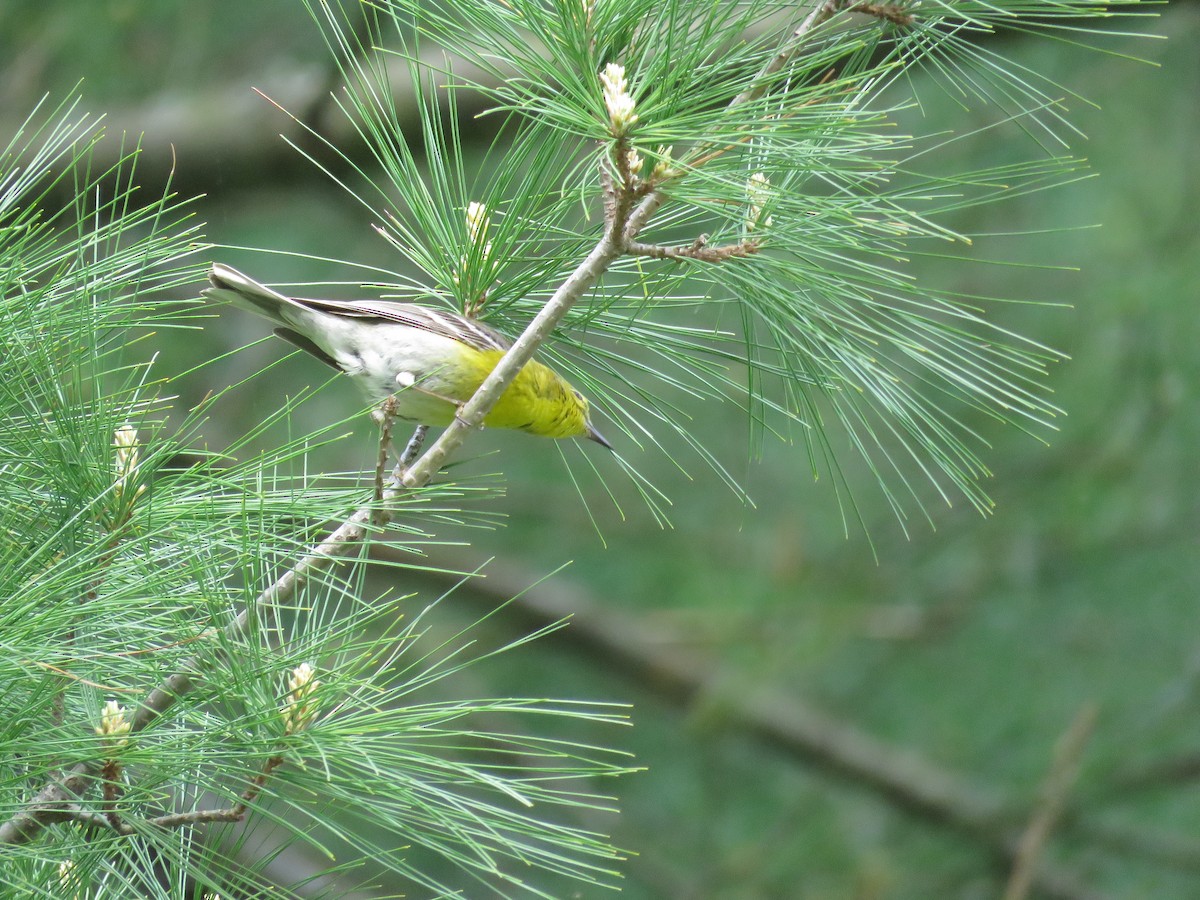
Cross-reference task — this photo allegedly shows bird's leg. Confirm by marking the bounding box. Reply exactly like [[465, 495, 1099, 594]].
[[397, 424, 429, 472], [390, 372, 460, 462]]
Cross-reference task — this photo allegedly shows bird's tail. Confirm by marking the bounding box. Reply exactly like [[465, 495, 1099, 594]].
[[203, 264, 300, 326]]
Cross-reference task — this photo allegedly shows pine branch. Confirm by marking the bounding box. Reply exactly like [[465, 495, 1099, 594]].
[[0, 4, 914, 846], [627, 0, 876, 240], [146, 755, 287, 832], [399, 224, 626, 489], [1004, 705, 1099, 900], [627, 236, 761, 263], [849, 2, 916, 28], [52, 755, 289, 838], [398, 0, 880, 486], [0, 467, 403, 846]]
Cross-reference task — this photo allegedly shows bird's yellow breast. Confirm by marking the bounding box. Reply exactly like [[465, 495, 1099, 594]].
[[402, 347, 589, 439], [474, 351, 590, 439]]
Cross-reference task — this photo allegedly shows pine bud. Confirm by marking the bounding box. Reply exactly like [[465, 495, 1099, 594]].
[[282, 663, 321, 735], [95, 700, 131, 750], [746, 172, 774, 231], [600, 63, 638, 135], [112, 424, 146, 505]]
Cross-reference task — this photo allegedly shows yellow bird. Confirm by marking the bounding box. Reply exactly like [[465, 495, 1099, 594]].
[[204, 264, 610, 448]]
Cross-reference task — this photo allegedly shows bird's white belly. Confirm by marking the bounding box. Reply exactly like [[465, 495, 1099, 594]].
[[323, 320, 476, 424]]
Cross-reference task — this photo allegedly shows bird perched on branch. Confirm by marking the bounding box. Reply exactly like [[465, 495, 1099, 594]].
[[203, 264, 611, 448]]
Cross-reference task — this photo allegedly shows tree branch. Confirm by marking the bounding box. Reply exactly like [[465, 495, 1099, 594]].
[[627, 0, 917, 245], [1004, 704, 1098, 900], [147, 754, 286, 831], [399, 228, 626, 490], [414, 2, 850, 463], [849, 2, 915, 28], [627, 236, 761, 263], [55, 755, 290, 838], [0, 0, 918, 850], [0, 468, 405, 845]]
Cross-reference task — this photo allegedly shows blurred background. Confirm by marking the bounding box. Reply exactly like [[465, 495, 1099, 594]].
[[3, 2, 1197, 897]]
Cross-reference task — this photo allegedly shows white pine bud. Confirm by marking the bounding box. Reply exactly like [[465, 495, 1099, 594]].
[[651, 145, 675, 181], [95, 699, 131, 750], [460, 201, 493, 285], [58, 859, 82, 899], [600, 63, 638, 135], [282, 663, 322, 735], [112, 424, 146, 504], [465, 201, 490, 245], [746, 172, 774, 231]]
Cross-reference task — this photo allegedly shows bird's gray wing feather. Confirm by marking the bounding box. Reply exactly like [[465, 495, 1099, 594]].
[[205, 265, 510, 354], [297, 298, 512, 353], [273, 328, 340, 369]]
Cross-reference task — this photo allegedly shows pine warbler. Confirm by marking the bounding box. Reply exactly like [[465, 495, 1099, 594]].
[[203, 264, 611, 448]]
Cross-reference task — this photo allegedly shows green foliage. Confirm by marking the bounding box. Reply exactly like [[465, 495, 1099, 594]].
[[0, 95, 633, 898], [0, 0, 1170, 895], [293, 0, 1153, 529], [472, 15, 1194, 896]]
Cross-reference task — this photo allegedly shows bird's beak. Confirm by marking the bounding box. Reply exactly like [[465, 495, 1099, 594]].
[[586, 422, 614, 450]]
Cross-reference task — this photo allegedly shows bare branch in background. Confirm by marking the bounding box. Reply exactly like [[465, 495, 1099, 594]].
[[403, 546, 1200, 900]]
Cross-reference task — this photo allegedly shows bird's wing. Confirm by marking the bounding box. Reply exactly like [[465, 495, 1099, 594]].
[[297, 297, 512, 353]]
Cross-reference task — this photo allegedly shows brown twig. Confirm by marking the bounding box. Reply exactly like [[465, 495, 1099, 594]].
[[147, 755, 286, 831], [1004, 704, 1099, 900], [61, 755, 289, 837], [627, 236, 761, 263], [371, 396, 400, 520], [849, 2, 915, 28], [61, 806, 135, 835], [99, 760, 126, 834]]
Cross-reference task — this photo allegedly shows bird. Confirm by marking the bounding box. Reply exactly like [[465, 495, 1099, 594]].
[[203, 264, 611, 448]]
